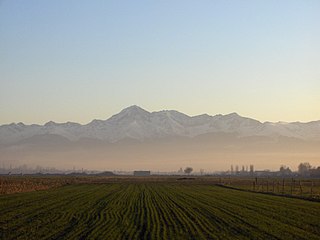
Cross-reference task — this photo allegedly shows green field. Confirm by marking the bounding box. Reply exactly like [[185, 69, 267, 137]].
[[1, 182, 320, 240], [221, 177, 320, 199]]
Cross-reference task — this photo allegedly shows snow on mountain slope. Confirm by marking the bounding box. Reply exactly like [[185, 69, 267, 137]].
[[0, 105, 319, 145], [0, 121, 81, 144]]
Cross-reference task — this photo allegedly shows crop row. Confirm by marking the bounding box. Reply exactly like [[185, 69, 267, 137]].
[[0, 183, 320, 239]]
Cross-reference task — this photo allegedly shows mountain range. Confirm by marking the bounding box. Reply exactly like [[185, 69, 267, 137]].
[[1, 105, 320, 146]]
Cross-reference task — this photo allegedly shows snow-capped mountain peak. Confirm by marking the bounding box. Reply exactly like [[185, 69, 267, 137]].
[[0, 106, 319, 145], [108, 105, 150, 122]]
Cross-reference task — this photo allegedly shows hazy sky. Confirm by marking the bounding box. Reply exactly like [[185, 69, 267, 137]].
[[1, 0, 319, 125]]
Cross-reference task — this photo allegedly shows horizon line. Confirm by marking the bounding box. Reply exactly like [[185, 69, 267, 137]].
[[1, 105, 319, 126]]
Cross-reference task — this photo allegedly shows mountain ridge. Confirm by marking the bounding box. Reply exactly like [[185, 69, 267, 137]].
[[1, 105, 320, 145], [3, 105, 320, 126]]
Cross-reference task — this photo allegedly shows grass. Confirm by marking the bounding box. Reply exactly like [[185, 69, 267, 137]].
[[2, 176, 319, 200], [1, 181, 320, 239], [219, 177, 320, 199], [0, 176, 72, 194]]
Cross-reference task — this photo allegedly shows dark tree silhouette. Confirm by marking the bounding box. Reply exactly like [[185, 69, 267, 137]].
[[298, 162, 311, 176], [184, 167, 193, 175]]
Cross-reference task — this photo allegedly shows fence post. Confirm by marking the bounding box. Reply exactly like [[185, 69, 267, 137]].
[[255, 177, 258, 191], [272, 181, 275, 193], [299, 180, 302, 195], [292, 178, 295, 195], [282, 179, 285, 194]]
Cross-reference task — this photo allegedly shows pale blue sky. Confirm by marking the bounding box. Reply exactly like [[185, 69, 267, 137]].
[[1, 0, 319, 124]]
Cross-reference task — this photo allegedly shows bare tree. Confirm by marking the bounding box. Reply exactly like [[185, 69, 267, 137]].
[[184, 167, 193, 175], [250, 165, 254, 174], [298, 162, 311, 176], [279, 165, 292, 176]]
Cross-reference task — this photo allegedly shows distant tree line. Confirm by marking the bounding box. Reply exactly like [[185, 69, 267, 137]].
[[228, 163, 320, 177], [298, 162, 320, 177], [279, 162, 320, 177]]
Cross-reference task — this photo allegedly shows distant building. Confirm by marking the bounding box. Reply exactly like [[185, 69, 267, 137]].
[[255, 170, 273, 177], [133, 171, 151, 176]]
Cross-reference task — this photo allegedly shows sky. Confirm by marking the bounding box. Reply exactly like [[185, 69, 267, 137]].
[[1, 0, 319, 125]]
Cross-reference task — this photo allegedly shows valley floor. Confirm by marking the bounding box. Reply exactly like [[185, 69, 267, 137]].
[[1, 181, 320, 239]]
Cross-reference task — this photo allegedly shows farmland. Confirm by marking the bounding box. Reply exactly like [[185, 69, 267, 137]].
[[1, 179, 320, 239], [220, 177, 320, 199]]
